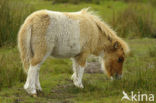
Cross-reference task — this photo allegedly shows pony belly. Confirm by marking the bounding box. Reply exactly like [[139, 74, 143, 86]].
[[52, 38, 81, 58], [51, 30, 81, 58]]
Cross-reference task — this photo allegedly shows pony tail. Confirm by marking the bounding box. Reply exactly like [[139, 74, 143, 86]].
[[81, 7, 91, 14], [18, 23, 33, 73]]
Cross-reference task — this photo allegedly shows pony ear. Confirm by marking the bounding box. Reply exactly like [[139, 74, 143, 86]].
[[113, 41, 120, 49], [96, 22, 103, 33]]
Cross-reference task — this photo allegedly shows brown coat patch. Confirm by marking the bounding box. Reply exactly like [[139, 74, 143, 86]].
[[18, 10, 50, 72]]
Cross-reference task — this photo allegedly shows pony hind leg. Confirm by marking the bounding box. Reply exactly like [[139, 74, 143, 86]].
[[24, 51, 52, 95], [24, 64, 40, 95], [24, 42, 53, 95], [23, 12, 53, 96]]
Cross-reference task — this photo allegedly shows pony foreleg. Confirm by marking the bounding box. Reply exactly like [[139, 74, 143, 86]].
[[71, 58, 84, 88], [24, 65, 40, 95], [74, 65, 84, 88], [71, 58, 77, 80], [71, 51, 88, 88]]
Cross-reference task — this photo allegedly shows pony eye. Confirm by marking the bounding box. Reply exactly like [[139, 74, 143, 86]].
[[118, 57, 123, 63]]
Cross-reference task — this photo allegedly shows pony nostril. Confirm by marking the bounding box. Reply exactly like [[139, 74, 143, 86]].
[[114, 73, 118, 78], [118, 75, 122, 80]]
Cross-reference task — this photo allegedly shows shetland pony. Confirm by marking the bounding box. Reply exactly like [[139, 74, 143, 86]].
[[18, 8, 129, 96]]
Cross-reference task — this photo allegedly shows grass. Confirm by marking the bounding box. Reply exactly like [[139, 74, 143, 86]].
[[0, 47, 26, 89], [31, 0, 127, 21], [0, 38, 156, 103], [0, 0, 34, 47], [110, 3, 156, 38]]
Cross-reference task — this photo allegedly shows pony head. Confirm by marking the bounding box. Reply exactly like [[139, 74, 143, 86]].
[[82, 8, 130, 80], [103, 40, 129, 80]]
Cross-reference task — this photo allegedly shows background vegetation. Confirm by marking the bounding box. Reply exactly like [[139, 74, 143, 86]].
[[0, 0, 156, 102], [0, 0, 33, 47]]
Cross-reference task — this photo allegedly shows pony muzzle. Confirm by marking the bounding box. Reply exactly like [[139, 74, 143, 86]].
[[111, 73, 122, 80]]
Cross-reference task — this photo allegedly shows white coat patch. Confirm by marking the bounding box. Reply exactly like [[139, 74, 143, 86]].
[[46, 10, 81, 58]]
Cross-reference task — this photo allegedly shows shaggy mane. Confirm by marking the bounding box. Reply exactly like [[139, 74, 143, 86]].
[[80, 8, 130, 54]]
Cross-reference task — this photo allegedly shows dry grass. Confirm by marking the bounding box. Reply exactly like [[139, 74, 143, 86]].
[[110, 4, 156, 38], [0, 0, 34, 47]]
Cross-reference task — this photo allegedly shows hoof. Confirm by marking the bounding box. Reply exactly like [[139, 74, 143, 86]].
[[36, 87, 42, 92], [24, 85, 37, 95], [74, 81, 84, 88], [32, 94, 37, 98], [37, 89, 43, 94]]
